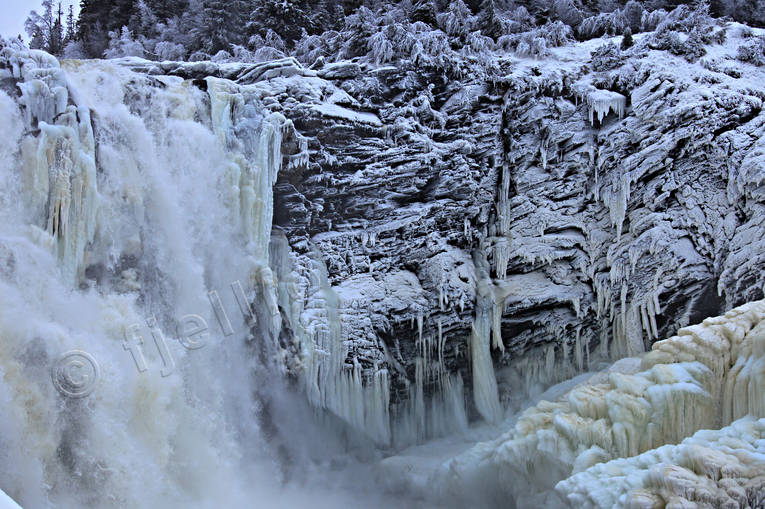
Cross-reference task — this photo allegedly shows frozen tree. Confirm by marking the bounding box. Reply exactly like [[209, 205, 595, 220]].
[[437, 0, 474, 37], [247, 0, 318, 49], [153, 40, 186, 60], [411, 29, 453, 70], [543, 20, 574, 46], [369, 31, 394, 64], [410, 0, 438, 26], [477, 0, 504, 39], [591, 41, 622, 70], [648, 5, 718, 63], [621, 26, 634, 49], [62, 39, 86, 58], [553, 0, 583, 28], [129, 0, 160, 39], [579, 11, 626, 38], [294, 34, 326, 64], [77, 0, 126, 57], [64, 4, 76, 44], [257, 30, 284, 54], [622, 1, 644, 32], [641, 9, 668, 31], [712, 0, 765, 27], [191, 0, 248, 54], [465, 30, 494, 54], [25, 0, 65, 55], [145, 0, 190, 21], [51, 3, 65, 53], [104, 26, 145, 57], [340, 6, 380, 58], [294, 29, 343, 64], [737, 34, 765, 66]]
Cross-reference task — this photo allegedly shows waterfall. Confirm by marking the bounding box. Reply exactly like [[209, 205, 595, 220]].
[[0, 46, 369, 508]]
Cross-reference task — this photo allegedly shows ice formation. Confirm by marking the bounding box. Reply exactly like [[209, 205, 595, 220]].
[[0, 46, 341, 507], [470, 293, 503, 424], [557, 417, 765, 508], [436, 300, 765, 507], [584, 88, 627, 126]]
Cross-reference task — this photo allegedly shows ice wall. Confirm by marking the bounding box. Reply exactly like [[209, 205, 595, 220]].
[[557, 417, 765, 508], [435, 299, 765, 507]]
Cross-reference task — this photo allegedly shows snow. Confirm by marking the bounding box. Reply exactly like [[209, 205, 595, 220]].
[[311, 102, 383, 126]]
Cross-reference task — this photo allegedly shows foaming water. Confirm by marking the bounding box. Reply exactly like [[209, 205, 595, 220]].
[[0, 48, 405, 508]]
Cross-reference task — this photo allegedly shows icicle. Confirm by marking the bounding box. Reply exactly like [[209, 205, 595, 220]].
[[491, 290, 505, 352], [24, 105, 98, 285], [437, 319, 444, 369], [417, 311, 424, 350], [586, 89, 627, 126], [540, 139, 548, 170], [470, 296, 502, 424]]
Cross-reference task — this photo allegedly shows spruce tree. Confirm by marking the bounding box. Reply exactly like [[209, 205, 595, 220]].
[[193, 0, 249, 54], [621, 26, 633, 49], [65, 4, 76, 43], [478, 0, 503, 39], [77, 0, 112, 56], [247, 0, 316, 49], [50, 2, 64, 54], [146, 0, 190, 21]]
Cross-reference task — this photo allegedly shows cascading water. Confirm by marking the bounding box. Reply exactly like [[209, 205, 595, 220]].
[[0, 45, 393, 508]]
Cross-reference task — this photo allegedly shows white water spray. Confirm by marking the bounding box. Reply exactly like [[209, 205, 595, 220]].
[[0, 46, 392, 509]]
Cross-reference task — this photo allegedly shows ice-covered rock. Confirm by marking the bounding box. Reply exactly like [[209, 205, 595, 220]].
[[557, 416, 765, 508], [434, 299, 765, 507], [258, 23, 765, 448], [195, 22, 765, 447]]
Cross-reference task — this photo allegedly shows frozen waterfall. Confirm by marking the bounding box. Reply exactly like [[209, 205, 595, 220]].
[[0, 47, 385, 508]]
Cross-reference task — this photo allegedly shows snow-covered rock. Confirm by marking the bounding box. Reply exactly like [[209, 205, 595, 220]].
[[64, 22, 765, 449], [253, 21, 765, 448]]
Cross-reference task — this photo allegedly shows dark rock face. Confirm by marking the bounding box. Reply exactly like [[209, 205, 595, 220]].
[[273, 38, 764, 439], [268, 63, 504, 422]]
